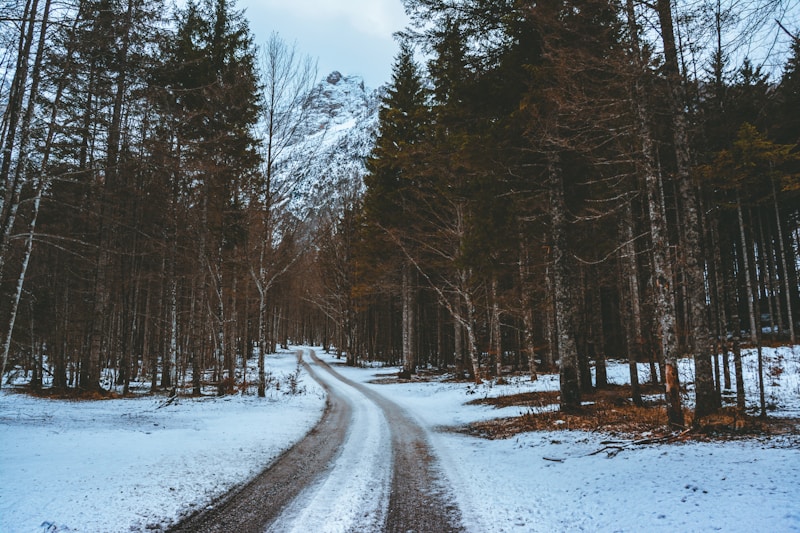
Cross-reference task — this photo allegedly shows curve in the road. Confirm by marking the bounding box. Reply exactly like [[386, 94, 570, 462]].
[[167, 353, 352, 533], [168, 348, 464, 533], [307, 350, 464, 533], [266, 351, 393, 532]]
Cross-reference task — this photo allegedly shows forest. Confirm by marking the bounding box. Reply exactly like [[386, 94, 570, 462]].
[[0, 0, 799, 429]]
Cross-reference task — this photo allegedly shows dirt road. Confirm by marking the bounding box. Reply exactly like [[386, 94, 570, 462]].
[[168, 349, 463, 533]]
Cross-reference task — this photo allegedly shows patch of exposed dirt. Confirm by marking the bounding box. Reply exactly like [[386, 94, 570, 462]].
[[367, 367, 458, 385], [461, 384, 800, 443], [8, 385, 121, 401]]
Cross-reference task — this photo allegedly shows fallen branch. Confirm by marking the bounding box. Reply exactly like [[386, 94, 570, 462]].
[[546, 428, 694, 461]]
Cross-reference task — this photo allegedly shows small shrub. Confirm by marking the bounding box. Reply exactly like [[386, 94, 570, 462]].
[[283, 363, 305, 395]]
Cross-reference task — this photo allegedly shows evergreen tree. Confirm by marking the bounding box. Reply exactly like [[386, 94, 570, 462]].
[[775, 39, 800, 145], [364, 40, 429, 230], [364, 40, 429, 376]]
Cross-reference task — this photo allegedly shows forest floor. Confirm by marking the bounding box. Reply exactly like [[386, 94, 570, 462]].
[[1, 345, 799, 532], [464, 383, 800, 440]]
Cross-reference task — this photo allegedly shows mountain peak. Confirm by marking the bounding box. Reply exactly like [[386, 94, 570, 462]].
[[326, 71, 343, 84], [275, 71, 381, 216]]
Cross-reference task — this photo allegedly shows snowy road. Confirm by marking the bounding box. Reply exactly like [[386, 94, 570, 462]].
[[169, 348, 464, 533]]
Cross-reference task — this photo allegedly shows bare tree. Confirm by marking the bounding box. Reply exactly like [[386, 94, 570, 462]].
[[250, 32, 318, 396]]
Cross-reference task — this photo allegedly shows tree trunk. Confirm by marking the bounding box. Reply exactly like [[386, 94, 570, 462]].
[[710, 209, 732, 390], [736, 198, 759, 346], [548, 152, 581, 411], [620, 203, 642, 404], [736, 196, 766, 416], [461, 279, 482, 385], [490, 276, 502, 379], [772, 179, 796, 344], [543, 261, 556, 370], [518, 234, 538, 380], [401, 262, 417, 376], [257, 291, 268, 397], [590, 268, 607, 389], [627, 0, 683, 426], [0, 0, 40, 281], [655, 0, 717, 421]]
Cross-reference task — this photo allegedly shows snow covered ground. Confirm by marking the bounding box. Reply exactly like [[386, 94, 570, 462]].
[[329, 345, 800, 532], [1, 345, 799, 532], [0, 351, 326, 533]]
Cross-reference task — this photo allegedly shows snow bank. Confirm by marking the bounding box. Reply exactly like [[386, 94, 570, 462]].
[[0, 350, 326, 533]]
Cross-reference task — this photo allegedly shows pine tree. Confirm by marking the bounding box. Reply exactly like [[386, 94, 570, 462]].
[[775, 39, 800, 145], [364, 40, 429, 377]]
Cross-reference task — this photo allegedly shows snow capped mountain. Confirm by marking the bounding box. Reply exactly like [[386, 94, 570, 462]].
[[277, 71, 381, 218]]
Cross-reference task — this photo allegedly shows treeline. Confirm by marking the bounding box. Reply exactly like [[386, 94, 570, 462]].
[[0, 0, 330, 395], [317, 0, 800, 424]]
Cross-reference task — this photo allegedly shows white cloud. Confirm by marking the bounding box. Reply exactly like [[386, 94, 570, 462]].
[[259, 0, 406, 39]]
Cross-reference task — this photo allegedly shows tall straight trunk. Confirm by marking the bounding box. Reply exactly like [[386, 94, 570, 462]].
[[402, 262, 417, 376], [461, 277, 482, 385], [518, 234, 538, 380], [620, 203, 642, 403], [150, 278, 160, 391], [548, 152, 580, 411], [730, 242, 749, 404], [453, 302, 464, 376], [0, 190, 40, 389], [166, 152, 180, 392], [627, 0, 683, 426], [257, 291, 268, 397], [737, 199, 759, 346], [0, 0, 36, 188], [228, 267, 239, 380], [737, 202, 767, 418], [736, 197, 766, 416], [577, 267, 594, 393], [159, 254, 171, 389], [167, 268, 178, 392], [189, 282, 202, 396], [710, 210, 732, 390], [772, 179, 796, 343], [215, 284, 225, 395], [436, 305, 445, 369], [731, 311, 746, 410], [543, 261, 556, 370], [758, 213, 780, 334], [590, 279, 608, 389], [655, 0, 717, 420], [53, 285, 69, 389], [490, 276, 502, 378], [85, 212, 110, 392]]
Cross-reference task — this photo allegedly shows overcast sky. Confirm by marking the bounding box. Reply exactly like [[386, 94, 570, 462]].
[[236, 0, 409, 89]]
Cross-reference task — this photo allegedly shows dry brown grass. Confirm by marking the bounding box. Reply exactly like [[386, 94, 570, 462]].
[[468, 402, 671, 439], [463, 384, 800, 441], [13, 385, 121, 401]]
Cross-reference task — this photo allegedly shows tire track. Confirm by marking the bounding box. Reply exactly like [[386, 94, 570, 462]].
[[307, 350, 464, 533], [168, 349, 464, 532], [167, 352, 351, 533]]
